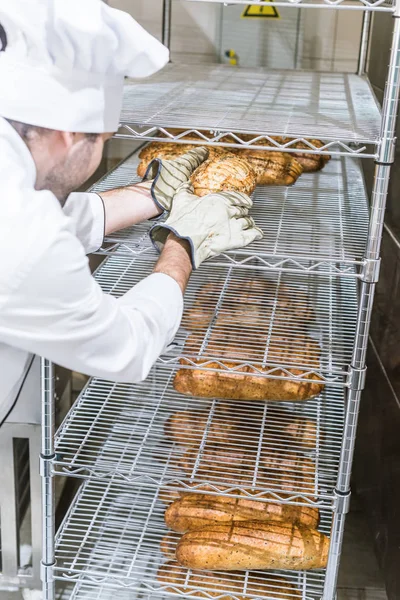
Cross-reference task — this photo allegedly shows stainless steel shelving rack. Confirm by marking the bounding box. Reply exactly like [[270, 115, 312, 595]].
[[40, 1, 400, 599]]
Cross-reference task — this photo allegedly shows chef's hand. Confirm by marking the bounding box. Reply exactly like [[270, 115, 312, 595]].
[[150, 183, 263, 269], [143, 147, 209, 213]]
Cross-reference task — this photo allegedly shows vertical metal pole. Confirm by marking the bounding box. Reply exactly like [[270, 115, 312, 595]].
[[323, 10, 400, 600], [323, 511, 347, 600], [357, 11, 372, 75], [41, 358, 55, 600], [162, 0, 172, 50], [294, 9, 302, 70]]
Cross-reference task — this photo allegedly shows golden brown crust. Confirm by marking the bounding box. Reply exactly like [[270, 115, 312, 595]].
[[176, 521, 329, 571], [137, 141, 224, 178], [174, 364, 324, 402], [183, 279, 314, 331], [232, 149, 303, 185], [157, 561, 302, 599], [190, 153, 257, 197], [164, 409, 318, 451], [164, 411, 240, 448], [160, 532, 178, 558], [177, 446, 317, 495], [174, 323, 324, 402], [165, 494, 319, 532], [272, 137, 330, 172]]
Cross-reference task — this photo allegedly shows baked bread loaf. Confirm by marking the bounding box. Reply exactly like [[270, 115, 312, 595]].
[[233, 148, 303, 185], [178, 446, 316, 494], [179, 447, 254, 479], [176, 521, 329, 571], [160, 532, 179, 558], [174, 324, 324, 402], [183, 279, 314, 331], [137, 142, 197, 177], [272, 137, 330, 172], [158, 561, 301, 599], [164, 411, 242, 448], [165, 493, 319, 532], [262, 452, 316, 492], [137, 142, 225, 178], [190, 153, 257, 197], [164, 409, 317, 450]]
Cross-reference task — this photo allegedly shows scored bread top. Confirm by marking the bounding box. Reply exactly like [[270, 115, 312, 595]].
[[190, 153, 257, 197]]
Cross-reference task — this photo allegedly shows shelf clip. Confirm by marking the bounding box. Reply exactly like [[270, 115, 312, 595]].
[[334, 489, 351, 514], [347, 366, 367, 390], [377, 136, 396, 163], [40, 561, 55, 583], [39, 452, 56, 477], [362, 257, 381, 283]]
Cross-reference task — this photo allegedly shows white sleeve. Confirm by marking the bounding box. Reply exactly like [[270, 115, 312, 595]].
[[63, 191, 105, 254], [0, 222, 183, 382]]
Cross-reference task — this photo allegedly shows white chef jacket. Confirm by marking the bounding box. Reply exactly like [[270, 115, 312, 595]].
[[0, 117, 183, 423]]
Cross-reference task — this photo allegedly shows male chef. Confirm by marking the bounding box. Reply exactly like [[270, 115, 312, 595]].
[[0, 0, 262, 425]]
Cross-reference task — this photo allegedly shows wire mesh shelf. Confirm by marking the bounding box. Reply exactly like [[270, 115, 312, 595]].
[[118, 65, 382, 158], [89, 244, 358, 387], [184, 0, 394, 11], [91, 152, 369, 278], [54, 365, 345, 507], [54, 479, 331, 600]]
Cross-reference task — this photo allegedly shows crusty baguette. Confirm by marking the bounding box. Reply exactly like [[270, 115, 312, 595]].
[[233, 149, 303, 185], [190, 153, 257, 197], [179, 447, 256, 479], [165, 494, 319, 532], [164, 409, 318, 450], [137, 142, 198, 178], [183, 279, 314, 331], [284, 138, 331, 172], [164, 411, 240, 448], [176, 521, 329, 571], [174, 360, 324, 402], [175, 323, 324, 402], [158, 561, 301, 599], [262, 452, 316, 491], [270, 136, 331, 172], [177, 447, 316, 498], [160, 532, 178, 558], [137, 141, 223, 178], [158, 487, 181, 504]]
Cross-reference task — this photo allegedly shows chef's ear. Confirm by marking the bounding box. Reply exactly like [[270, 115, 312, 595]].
[[57, 131, 77, 150]]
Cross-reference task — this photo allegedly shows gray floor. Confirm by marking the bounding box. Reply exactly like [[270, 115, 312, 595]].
[[0, 501, 388, 600]]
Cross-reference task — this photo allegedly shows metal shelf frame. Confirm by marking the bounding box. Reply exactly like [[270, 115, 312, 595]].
[[91, 153, 370, 280], [53, 373, 345, 508], [117, 66, 382, 160], [53, 479, 331, 600], [40, 2, 400, 600], [185, 0, 394, 11]]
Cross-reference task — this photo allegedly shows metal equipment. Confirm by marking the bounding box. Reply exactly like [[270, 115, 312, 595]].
[[40, 0, 400, 598]]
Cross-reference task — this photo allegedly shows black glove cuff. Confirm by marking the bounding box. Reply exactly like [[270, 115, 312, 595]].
[[142, 158, 166, 214], [149, 224, 197, 270]]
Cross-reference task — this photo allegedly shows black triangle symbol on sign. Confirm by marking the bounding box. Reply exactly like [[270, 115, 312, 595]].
[[242, 2, 280, 18]]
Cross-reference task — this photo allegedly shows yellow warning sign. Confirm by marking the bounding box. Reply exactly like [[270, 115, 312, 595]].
[[242, 0, 280, 19]]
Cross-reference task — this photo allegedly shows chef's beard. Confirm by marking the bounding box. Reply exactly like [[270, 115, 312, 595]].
[[39, 138, 100, 205]]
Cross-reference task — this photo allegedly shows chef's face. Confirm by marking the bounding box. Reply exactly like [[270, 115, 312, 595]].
[[37, 132, 113, 204]]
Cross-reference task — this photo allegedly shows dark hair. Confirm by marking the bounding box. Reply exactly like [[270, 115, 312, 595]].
[[5, 119, 99, 142]]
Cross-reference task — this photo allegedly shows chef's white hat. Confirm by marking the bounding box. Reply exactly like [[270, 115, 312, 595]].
[[0, 0, 169, 133]]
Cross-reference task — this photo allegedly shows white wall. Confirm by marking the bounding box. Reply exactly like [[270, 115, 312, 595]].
[[109, 0, 362, 73], [108, 0, 219, 63]]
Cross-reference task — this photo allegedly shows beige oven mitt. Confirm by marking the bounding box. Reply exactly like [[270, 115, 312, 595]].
[[143, 147, 208, 213], [150, 183, 263, 268]]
